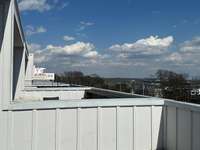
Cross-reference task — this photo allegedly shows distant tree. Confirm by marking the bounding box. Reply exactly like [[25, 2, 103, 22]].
[[156, 70, 190, 101], [55, 71, 133, 93], [55, 71, 107, 88]]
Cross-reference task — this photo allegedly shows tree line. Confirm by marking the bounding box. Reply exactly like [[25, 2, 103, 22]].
[[55, 70, 197, 103], [55, 71, 132, 93]]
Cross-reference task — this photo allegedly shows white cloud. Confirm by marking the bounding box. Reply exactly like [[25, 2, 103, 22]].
[[27, 43, 42, 52], [163, 37, 200, 66], [116, 53, 129, 59], [63, 35, 75, 42], [83, 51, 99, 59], [29, 36, 175, 76], [45, 42, 95, 55], [110, 36, 173, 55], [179, 37, 200, 53], [19, 0, 69, 12], [27, 36, 200, 77], [80, 21, 94, 26], [165, 52, 183, 63], [30, 42, 101, 65], [78, 21, 95, 31], [25, 25, 47, 36], [19, 0, 51, 12], [37, 26, 47, 33]]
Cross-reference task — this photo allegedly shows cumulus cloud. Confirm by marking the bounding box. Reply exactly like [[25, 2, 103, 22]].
[[165, 52, 183, 63], [45, 42, 95, 55], [27, 36, 200, 77], [28, 36, 175, 76], [19, 0, 51, 12], [28, 42, 102, 65], [25, 25, 47, 36], [179, 37, 200, 53], [19, 0, 69, 12], [83, 51, 99, 59], [163, 37, 200, 67], [109, 36, 174, 55], [63, 35, 75, 42]]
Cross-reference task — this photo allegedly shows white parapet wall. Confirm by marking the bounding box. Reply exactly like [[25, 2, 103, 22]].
[[1, 98, 200, 150], [15, 87, 91, 101], [164, 100, 200, 150], [0, 98, 165, 150]]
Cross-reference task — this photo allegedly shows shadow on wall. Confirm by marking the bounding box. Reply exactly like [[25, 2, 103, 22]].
[[0, 0, 10, 52], [12, 17, 24, 99], [157, 108, 165, 150]]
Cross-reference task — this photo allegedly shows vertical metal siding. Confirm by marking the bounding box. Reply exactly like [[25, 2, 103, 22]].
[[166, 107, 177, 150], [166, 106, 200, 150], [0, 105, 164, 150], [192, 112, 200, 150]]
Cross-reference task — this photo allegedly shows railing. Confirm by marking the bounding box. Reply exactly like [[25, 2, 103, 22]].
[[0, 98, 164, 150], [1, 98, 200, 150], [164, 99, 200, 150]]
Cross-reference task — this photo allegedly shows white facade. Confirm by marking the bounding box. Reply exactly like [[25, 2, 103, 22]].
[[25, 53, 55, 85], [0, 0, 28, 104], [25, 53, 34, 85], [33, 67, 55, 81], [32, 55, 55, 81]]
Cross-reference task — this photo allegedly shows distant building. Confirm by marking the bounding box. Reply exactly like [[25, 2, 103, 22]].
[[131, 78, 162, 97], [25, 54, 55, 86], [33, 66, 55, 81]]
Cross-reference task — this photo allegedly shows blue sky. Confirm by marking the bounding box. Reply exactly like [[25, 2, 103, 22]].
[[18, 0, 200, 78]]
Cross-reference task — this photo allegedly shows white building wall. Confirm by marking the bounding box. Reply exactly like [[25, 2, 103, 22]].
[[0, 0, 27, 103], [25, 53, 34, 85], [16, 90, 86, 101], [0, 2, 4, 107], [165, 101, 200, 150], [13, 46, 26, 99], [0, 0, 13, 106]]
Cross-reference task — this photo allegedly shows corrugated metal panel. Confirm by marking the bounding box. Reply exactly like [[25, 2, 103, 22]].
[[36, 110, 56, 150], [0, 105, 164, 150], [2, 99, 200, 150], [177, 109, 191, 150], [135, 107, 151, 149], [152, 106, 163, 149], [166, 107, 177, 150], [192, 112, 200, 150], [13, 111, 32, 150], [0, 111, 8, 150], [117, 107, 133, 150], [166, 105, 200, 150]]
